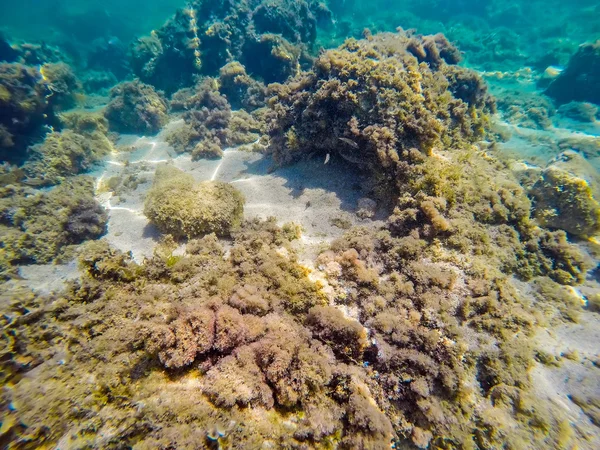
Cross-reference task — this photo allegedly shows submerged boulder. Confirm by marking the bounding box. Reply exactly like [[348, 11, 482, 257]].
[[545, 40, 600, 106], [530, 151, 600, 238], [144, 165, 244, 238], [104, 80, 168, 134]]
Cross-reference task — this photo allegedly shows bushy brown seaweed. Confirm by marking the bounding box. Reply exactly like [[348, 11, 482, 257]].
[[0, 205, 588, 448], [266, 30, 494, 200]]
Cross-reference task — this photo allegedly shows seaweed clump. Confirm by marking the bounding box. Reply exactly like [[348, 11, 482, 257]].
[[256, 29, 592, 445], [144, 164, 245, 238], [23, 111, 114, 186], [0, 213, 583, 449], [104, 80, 168, 134], [0, 176, 107, 275], [266, 30, 494, 196], [130, 0, 325, 93], [217, 61, 267, 110], [0, 63, 52, 160], [0, 59, 83, 161], [39, 62, 81, 111], [0, 220, 352, 449], [167, 78, 265, 160]]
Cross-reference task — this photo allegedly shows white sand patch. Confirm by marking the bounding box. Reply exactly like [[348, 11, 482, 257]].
[[90, 120, 383, 261], [17, 261, 80, 295], [531, 311, 600, 449]]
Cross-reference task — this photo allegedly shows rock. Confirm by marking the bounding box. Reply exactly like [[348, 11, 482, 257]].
[[557, 102, 599, 123], [104, 80, 168, 134], [356, 197, 377, 219], [508, 160, 542, 189], [530, 151, 600, 238], [144, 165, 245, 238], [545, 40, 600, 106]]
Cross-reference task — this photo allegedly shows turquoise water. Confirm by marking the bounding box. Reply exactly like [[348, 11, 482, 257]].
[[1, 1, 599, 448]]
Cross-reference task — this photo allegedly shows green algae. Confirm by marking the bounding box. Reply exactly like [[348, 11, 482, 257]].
[[0, 21, 597, 450], [143, 165, 245, 239], [0, 176, 107, 276]]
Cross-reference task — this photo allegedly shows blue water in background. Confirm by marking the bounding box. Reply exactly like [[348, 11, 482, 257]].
[[1, 0, 599, 448]]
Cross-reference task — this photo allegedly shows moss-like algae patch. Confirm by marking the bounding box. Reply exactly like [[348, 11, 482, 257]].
[[0, 28, 596, 450], [144, 165, 245, 239], [0, 176, 107, 278]]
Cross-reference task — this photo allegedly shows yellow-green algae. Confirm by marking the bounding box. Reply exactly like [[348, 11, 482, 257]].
[[144, 165, 245, 239], [0, 176, 107, 278], [23, 111, 114, 186], [0, 30, 597, 450], [0, 208, 592, 449]]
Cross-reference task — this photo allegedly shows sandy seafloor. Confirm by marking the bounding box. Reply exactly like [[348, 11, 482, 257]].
[[4, 69, 600, 446]]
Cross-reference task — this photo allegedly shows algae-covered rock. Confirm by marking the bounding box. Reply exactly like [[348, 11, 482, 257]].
[[531, 151, 600, 238], [104, 80, 168, 134], [218, 62, 266, 111], [0, 176, 107, 270], [40, 62, 81, 110], [144, 165, 244, 238], [545, 40, 600, 105], [167, 80, 266, 160], [266, 29, 494, 195], [0, 63, 52, 159], [243, 33, 301, 84], [23, 112, 114, 185], [130, 0, 319, 93]]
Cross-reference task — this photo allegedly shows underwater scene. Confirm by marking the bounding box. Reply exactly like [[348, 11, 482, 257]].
[[0, 0, 599, 448]]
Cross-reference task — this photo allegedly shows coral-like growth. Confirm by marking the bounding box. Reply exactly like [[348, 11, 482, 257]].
[[0, 210, 585, 448], [144, 165, 245, 238], [104, 80, 168, 134]]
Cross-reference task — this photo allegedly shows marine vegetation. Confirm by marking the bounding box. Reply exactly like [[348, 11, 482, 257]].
[[167, 78, 265, 159], [0, 63, 54, 160], [0, 176, 107, 278], [144, 164, 245, 239], [0, 210, 590, 448], [0, 13, 598, 450], [217, 61, 267, 111], [530, 151, 600, 238], [130, 0, 329, 93], [23, 111, 114, 186], [104, 80, 169, 134], [38, 62, 82, 111], [266, 29, 493, 200]]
